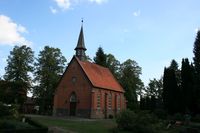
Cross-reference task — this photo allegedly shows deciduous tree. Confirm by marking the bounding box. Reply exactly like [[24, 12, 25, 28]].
[[3, 45, 34, 105], [33, 46, 66, 114]]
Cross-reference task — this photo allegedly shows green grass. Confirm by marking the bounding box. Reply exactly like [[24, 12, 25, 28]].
[[31, 116, 117, 133]]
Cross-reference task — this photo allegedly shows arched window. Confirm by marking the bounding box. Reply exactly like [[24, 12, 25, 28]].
[[70, 92, 77, 102]]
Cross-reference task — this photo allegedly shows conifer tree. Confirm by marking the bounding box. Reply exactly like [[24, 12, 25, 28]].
[[93, 47, 107, 67], [193, 30, 200, 113], [163, 67, 181, 114], [181, 58, 195, 113]]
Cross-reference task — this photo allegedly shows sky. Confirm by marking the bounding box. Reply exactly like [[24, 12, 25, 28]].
[[0, 0, 200, 86]]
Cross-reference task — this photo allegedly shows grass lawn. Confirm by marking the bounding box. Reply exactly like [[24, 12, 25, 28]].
[[30, 115, 117, 133]]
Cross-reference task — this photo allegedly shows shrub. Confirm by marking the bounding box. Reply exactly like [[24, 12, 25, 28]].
[[116, 109, 136, 130], [116, 110, 158, 133], [192, 114, 200, 123], [173, 113, 184, 121], [154, 109, 168, 120], [0, 102, 10, 118]]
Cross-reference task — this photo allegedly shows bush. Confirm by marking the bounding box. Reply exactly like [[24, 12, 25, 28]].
[[0, 102, 10, 117], [173, 113, 184, 121], [0, 102, 20, 119], [116, 110, 136, 130], [192, 114, 200, 123], [116, 110, 158, 133], [154, 109, 168, 120]]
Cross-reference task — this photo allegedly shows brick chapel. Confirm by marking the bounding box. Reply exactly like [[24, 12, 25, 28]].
[[53, 24, 126, 118]]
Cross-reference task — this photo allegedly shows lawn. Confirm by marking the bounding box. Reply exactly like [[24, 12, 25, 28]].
[[30, 115, 117, 133]]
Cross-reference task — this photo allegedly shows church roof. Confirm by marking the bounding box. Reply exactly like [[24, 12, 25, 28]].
[[76, 57, 124, 92]]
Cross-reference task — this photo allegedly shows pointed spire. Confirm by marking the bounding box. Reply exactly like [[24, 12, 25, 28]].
[[75, 20, 87, 61], [75, 25, 87, 51]]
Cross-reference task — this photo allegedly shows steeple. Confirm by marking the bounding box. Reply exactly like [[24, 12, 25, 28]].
[[75, 20, 87, 61]]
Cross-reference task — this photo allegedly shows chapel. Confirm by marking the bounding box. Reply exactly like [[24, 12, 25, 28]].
[[53, 24, 126, 118]]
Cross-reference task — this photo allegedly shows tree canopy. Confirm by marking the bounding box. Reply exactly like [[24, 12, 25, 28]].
[[33, 46, 66, 114], [3, 45, 34, 105]]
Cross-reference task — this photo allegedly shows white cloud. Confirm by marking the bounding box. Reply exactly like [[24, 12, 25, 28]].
[[54, 0, 71, 10], [133, 10, 141, 17], [88, 0, 108, 4], [0, 15, 31, 46], [52, 0, 108, 12], [50, 6, 58, 14]]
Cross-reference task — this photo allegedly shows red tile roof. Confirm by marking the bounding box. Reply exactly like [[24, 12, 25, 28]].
[[76, 57, 124, 92]]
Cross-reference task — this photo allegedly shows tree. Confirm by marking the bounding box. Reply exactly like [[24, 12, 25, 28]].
[[119, 59, 143, 110], [181, 58, 195, 113], [106, 54, 120, 79], [169, 59, 181, 87], [93, 47, 107, 67], [163, 67, 182, 114], [193, 30, 200, 113], [3, 45, 34, 105], [33, 46, 66, 114], [146, 78, 163, 99]]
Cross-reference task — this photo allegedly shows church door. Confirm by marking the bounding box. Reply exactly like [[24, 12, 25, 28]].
[[69, 92, 77, 116]]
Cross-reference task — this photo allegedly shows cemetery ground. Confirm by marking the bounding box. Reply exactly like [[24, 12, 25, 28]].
[[27, 113, 200, 133]]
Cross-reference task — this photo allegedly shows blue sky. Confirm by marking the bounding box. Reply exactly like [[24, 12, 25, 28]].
[[0, 0, 199, 85]]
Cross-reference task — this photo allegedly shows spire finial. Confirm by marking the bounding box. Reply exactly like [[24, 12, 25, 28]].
[[81, 18, 83, 26]]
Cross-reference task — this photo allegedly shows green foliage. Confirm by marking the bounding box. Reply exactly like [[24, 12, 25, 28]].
[[3, 45, 34, 106], [142, 78, 163, 111], [193, 30, 200, 113], [146, 78, 163, 99], [4, 45, 34, 90], [33, 46, 66, 114], [172, 113, 184, 121], [0, 102, 10, 117], [181, 58, 195, 113], [116, 110, 158, 133], [106, 54, 120, 79], [153, 109, 167, 120], [163, 66, 182, 114], [94, 47, 107, 67], [116, 110, 136, 130], [119, 59, 143, 110], [0, 80, 26, 106], [0, 102, 20, 119]]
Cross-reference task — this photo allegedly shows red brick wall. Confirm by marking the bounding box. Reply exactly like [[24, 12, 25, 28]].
[[54, 58, 92, 112], [91, 88, 126, 118], [53, 57, 126, 118]]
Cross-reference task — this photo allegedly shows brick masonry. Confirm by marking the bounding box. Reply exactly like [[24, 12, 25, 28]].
[[53, 57, 126, 118]]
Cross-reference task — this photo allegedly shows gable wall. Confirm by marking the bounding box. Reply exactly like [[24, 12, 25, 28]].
[[53, 58, 92, 117]]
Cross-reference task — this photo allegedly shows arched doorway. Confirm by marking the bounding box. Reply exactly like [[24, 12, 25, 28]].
[[69, 92, 77, 116]]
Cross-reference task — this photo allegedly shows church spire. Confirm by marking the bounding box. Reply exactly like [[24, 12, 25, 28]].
[[75, 20, 87, 61]]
